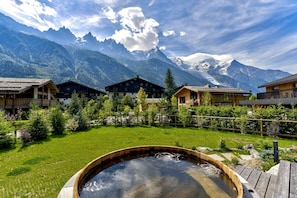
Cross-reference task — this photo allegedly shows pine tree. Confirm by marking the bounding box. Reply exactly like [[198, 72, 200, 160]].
[[164, 68, 177, 99]]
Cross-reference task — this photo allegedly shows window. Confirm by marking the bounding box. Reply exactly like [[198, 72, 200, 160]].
[[180, 97, 186, 104]]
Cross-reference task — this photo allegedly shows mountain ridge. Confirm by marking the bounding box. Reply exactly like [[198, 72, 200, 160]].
[[0, 13, 291, 94]]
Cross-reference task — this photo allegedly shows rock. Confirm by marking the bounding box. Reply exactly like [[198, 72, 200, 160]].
[[249, 149, 260, 159], [243, 144, 254, 150], [197, 147, 212, 153]]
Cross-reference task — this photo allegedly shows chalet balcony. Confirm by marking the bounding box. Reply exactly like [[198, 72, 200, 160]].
[[257, 88, 297, 99], [0, 98, 58, 110]]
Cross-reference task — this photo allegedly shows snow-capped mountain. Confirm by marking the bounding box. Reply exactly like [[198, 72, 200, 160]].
[[173, 53, 290, 93], [174, 53, 233, 74]]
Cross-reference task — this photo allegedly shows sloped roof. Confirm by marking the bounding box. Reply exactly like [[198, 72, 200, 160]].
[[105, 75, 164, 91], [174, 85, 250, 95], [56, 80, 105, 94], [258, 74, 297, 88], [0, 77, 59, 94]]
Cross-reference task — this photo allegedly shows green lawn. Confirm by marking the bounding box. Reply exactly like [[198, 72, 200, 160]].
[[0, 126, 295, 197]]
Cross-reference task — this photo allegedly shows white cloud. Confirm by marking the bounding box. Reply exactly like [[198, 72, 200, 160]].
[[179, 31, 186, 36], [102, 6, 118, 23], [111, 7, 159, 51], [159, 46, 166, 50], [162, 30, 175, 37], [0, 0, 57, 31]]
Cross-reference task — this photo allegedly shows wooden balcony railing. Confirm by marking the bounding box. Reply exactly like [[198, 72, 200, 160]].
[[257, 88, 297, 99], [0, 98, 57, 110]]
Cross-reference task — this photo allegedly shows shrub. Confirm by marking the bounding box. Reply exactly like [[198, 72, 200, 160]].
[[238, 115, 247, 134], [68, 111, 88, 132], [0, 111, 14, 149], [66, 118, 79, 132], [178, 106, 189, 127], [219, 139, 227, 150], [19, 129, 32, 146], [231, 157, 240, 165], [68, 92, 81, 116], [175, 141, 183, 147], [27, 110, 48, 141], [49, 106, 65, 135], [259, 149, 274, 160], [147, 103, 158, 126]]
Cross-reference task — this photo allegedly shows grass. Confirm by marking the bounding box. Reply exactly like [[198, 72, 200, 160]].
[[0, 126, 296, 197]]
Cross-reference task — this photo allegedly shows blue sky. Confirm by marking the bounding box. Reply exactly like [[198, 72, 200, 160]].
[[1, 0, 297, 73]]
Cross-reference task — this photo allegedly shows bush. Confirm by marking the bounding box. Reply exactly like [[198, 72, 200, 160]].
[[67, 111, 88, 132], [19, 129, 32, 146], [76, 110, 89, 131], [27, 110, 48, 141], [66, 118, 79, 132], [147, 103, 158, 126], [219, 139, 227, 150], [49, 106, 66, 135], [0, 111, 14, 149], [231, 157, 240, 165], [178, 106, 189, 127]]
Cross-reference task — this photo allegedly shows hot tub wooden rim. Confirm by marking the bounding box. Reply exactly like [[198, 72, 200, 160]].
[[73, 145, 243, 198]]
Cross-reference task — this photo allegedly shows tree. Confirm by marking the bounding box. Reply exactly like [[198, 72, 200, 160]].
[[164, 68, 177, 99], [136, 87, 148, 124], [27, 110, 48, 141], [99, 100, 113, 125], [49, 105, 65, 135], [202, 91, 211, 106], [121, 95, 135, 108], [147, 103, 158, 126], [68, 91, 81, 116], [83, 99, 98, 120], [178, 106, 189, 127], [136, 87, 148, 112], [249, 94, 257, 100]]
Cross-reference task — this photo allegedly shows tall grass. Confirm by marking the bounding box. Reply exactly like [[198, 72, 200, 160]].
[[0, 126, 295, 197]]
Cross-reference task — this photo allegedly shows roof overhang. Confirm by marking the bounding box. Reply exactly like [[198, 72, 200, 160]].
[[0, 78, 59, 94]]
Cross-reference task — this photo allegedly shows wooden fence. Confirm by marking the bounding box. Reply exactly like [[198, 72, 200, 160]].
[[162, 115, 297, 138]]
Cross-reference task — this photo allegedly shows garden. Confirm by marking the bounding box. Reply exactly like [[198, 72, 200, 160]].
[[1, 91, 297, 197]]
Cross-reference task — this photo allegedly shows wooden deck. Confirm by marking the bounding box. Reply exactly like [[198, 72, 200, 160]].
[[235, 160, 297, 198]]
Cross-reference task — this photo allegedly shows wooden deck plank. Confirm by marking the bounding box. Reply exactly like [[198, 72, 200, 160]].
[[241, 167, 253, 180], [290, 162, 297, 197], [265, 175, 277, 198], [247, 169, 262, 189], [274, 160, 290, 198], [235, 165, 245, 174], [255, 172, 271, 198]]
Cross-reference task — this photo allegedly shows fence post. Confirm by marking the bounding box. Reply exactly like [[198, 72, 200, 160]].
[[273, 140, 279, 163], [260, 119, 263, 136], [232, 117, 235, 132]]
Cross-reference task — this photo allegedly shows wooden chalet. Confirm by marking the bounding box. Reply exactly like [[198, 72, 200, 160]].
[[0, 77, 59, 113], [174, 85, 250, 107], [240, 73, 297, 106], [105, 75, 165, 101], [55, 80, 105, 105]]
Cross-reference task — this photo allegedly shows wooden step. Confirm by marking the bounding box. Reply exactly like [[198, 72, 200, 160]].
[[274, 160, 297, 198], [235, 165, 276, 198]]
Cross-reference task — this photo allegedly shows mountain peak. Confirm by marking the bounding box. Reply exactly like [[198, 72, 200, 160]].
[[176, 53, 234, 67]]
